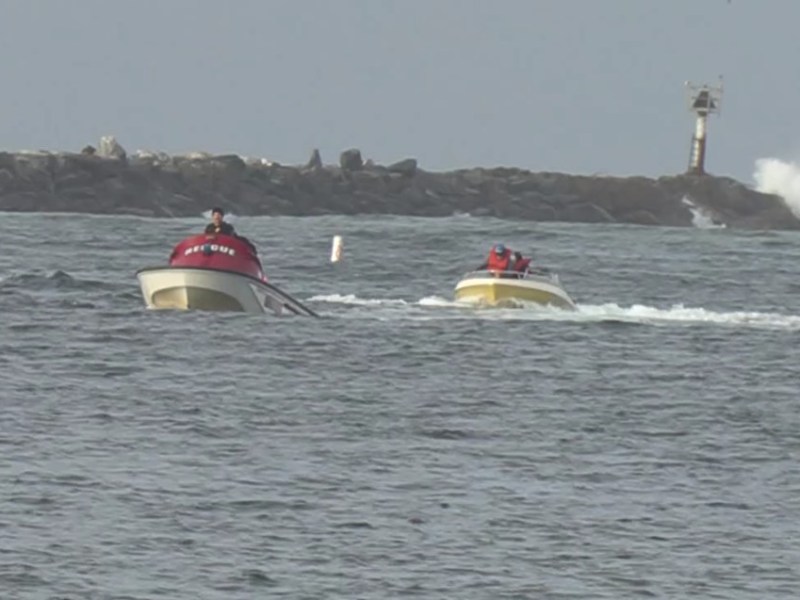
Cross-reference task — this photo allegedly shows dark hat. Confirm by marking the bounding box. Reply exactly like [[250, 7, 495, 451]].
[[211, 206, 225, 216]]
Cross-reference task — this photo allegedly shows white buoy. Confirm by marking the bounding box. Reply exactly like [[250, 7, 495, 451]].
[[330, 235, 343, 263]]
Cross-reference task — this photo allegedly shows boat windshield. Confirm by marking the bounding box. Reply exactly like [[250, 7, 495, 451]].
[[463, 269, 557, 282]]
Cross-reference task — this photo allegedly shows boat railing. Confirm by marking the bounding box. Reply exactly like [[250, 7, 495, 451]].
[[462, 269, 561, 284]]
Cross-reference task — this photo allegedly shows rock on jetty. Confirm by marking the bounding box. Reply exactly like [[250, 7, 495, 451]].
[[0, 136, 796, 229]]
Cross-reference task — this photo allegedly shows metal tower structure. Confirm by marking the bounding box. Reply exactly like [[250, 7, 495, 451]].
[[685, 78, 723, 175]]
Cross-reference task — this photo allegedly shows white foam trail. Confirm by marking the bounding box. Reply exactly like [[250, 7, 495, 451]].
[[753, 157, 800, 218], [572, 303, 800, 330], [307, 293, 800, 330], [308, 293, 409, 306], [681, 196, 726, 229], [418, 295, 462, 307]]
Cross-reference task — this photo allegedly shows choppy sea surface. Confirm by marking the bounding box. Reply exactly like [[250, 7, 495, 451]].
[[1, 212, 799, 599]]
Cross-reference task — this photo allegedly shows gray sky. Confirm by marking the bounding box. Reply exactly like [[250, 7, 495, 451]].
[[0, 0, 796, 181]]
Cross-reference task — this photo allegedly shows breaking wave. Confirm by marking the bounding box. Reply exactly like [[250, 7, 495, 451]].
[[307, 294, 800, 330], [681, 196, 726, 229], [753, 157, 800, 218]]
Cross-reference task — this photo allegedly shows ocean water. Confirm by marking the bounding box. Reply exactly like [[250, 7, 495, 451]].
[[1, 212, 799, 599]]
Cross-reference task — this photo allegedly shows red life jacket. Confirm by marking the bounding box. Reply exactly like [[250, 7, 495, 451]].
[[487, 248, 511, 271], [514, 257, 531, 272]]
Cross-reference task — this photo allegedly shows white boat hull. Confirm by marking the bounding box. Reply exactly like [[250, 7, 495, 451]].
[[136, 267, 317, 316]]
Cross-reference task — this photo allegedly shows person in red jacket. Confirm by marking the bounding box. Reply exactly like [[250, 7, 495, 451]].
[[512, 251, 532, 274], [477, 243, 513, 272]]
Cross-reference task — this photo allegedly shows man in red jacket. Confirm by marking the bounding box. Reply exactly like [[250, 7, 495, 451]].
[[477, 243, 513, 272]]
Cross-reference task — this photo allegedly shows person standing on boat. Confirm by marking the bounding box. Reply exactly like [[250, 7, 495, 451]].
[[478, 243, 513, 271], [205, 207, 236, 236]]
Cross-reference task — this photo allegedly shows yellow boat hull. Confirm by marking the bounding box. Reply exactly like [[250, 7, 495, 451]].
[[454, 272, 577, 310]]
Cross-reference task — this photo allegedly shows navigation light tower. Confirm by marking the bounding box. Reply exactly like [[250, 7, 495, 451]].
[[685, 78, 723, 175]]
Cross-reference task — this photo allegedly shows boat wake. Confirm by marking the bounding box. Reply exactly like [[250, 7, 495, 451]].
[[307, 293, 800, 330]]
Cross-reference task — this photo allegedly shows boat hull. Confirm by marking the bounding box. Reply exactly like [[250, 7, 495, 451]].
[[136, 267, 317, 317], [454, 273, 577, 310]]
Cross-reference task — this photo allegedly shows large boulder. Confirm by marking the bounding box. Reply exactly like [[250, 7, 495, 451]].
[[339, 148, 363, 171], [387, 158, 417, 177], [98, 136, 127, 161]]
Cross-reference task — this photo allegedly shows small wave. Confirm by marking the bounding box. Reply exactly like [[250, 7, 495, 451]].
[[57, 299, 96, 309], [0, 270, 115, 291], [1, 270, 74, 289]]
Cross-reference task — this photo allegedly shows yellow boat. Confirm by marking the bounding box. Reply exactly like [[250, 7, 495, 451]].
[[454, 269, 577, 310]]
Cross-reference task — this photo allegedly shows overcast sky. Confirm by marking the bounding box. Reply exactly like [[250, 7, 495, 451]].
[[0, 0, 795, 181]]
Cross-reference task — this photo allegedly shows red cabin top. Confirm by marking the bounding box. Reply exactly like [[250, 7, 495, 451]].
[[168, 233, 267, 282]]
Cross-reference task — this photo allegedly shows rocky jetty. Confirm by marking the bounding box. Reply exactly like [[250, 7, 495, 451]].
[[0, 136, 796, 230]]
